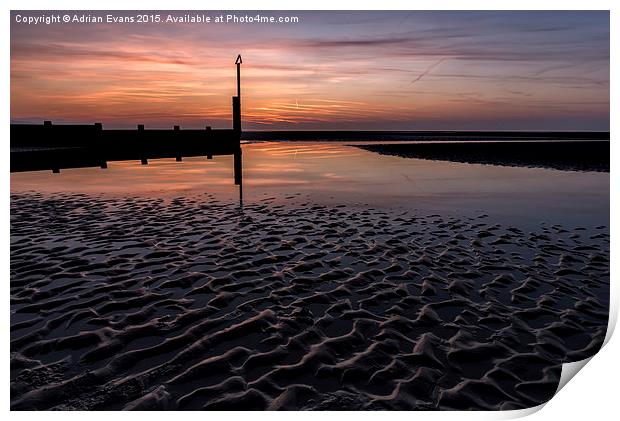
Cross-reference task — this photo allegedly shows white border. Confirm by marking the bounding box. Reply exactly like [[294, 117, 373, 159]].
[[2, 1, 617, 419]]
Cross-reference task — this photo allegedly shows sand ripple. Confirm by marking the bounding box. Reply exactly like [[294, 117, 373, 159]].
[[10, 193, 609, 410]]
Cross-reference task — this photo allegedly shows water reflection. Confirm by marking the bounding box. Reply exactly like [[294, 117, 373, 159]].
[[11, 141, 609, 228], [234, 149, 243, 208]]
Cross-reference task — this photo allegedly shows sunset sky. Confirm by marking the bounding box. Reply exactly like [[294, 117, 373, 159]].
[[10, 11, 609, 130]]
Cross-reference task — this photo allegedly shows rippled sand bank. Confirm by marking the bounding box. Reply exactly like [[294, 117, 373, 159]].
[[10, 193, 609, 410]]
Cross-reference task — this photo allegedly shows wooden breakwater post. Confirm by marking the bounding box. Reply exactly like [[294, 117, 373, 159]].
[[137, 124, 148, 165], [174, 125, 183, 161], [94, 122, 107, 168]]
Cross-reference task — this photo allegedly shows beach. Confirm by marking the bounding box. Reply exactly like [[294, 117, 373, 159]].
[[9, 7, 611, 412], [358, 141, 610, 173], [10, 162, 609, 409]]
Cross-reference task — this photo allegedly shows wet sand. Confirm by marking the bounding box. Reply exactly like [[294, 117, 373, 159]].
[[10, 193, 609, 410], [242, 131, 609, 142], [358, 141, 610, 172]]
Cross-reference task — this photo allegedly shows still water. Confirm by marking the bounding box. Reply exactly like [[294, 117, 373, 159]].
[[11, 141, 609, 229]]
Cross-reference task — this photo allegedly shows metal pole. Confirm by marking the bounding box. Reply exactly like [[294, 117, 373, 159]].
[[235, 54, 242, 99], [233, 55, 243, 135]]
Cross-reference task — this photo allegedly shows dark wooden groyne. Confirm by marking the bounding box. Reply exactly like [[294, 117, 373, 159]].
[[10, 55, 244, 189], [11, 122, 240, 176]]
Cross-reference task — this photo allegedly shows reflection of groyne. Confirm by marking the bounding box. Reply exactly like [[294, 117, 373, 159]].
[[359, 141, 610, 172], [10, 55, 244, 187]]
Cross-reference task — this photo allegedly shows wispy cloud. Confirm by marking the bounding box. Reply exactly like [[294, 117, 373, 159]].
[[10, 10, 609, 130], [411, 58, 445, 85]]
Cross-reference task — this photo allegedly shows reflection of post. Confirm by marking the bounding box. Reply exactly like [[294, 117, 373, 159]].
[[234, 148, 243, 207]]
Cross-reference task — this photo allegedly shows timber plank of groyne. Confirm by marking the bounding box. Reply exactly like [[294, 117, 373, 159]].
[[10, 123, 241, 173]]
